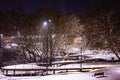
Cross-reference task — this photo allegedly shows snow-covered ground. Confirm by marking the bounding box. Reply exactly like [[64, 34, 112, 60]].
[[89, 50, 118, 60], [1, 49, 120, 80], [1, 61, 120, 80], [1, 66, 120, 80]]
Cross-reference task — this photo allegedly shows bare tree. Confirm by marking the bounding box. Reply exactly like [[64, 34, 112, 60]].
[[84, 9, 120, 60], [96, 10, 120, 60], [52, 14, 86, 59]]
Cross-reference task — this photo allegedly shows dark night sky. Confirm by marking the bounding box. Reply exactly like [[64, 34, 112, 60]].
[[0, 0, 119, 15]]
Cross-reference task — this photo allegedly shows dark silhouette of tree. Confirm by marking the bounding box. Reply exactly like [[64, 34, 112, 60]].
[[83, 0, 120, 60], [0, 9, 24, 36]]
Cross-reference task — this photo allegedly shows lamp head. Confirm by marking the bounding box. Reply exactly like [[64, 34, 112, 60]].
[[43, 21, 48, 26]]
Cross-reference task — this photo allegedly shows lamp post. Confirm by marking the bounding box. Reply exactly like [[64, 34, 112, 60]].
[[79, 36, 83, 71], [80, 46, 82, 71], [73, 37, 83, 71], [43, 20, 51, 75], [0, 34, 3, 47]]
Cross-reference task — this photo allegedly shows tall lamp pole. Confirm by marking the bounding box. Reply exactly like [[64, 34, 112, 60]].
[[0, 34, 3, 47], [80, 46, 82, 71], [79, 36, 83, 71], [43, 20, 51, 75]]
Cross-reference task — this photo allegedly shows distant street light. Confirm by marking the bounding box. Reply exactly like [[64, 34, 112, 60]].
[[72, 37, 83, 71]]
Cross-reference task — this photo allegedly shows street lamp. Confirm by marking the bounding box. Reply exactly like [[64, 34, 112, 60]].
[[73, 37, 83, 71], [43, 20, 51, 75], [43, 19, 51, 28], [43, 21, 48, 27], [0, 34, 3, 47]]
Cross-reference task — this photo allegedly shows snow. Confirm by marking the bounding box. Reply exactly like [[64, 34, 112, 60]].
[[1, 66, 120, 80], [67, 49, 119, 60], [1, 49, 120, 80], [4, 43, 18, 49], [1, 62, 120, 80], [67, 47, 80, 53], [83, 50, 119, 60], [2, 63, 41, 69]]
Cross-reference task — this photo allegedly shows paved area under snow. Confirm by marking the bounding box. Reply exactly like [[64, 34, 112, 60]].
[[0, 66, 120, 80], [0, 50, 120, 80]]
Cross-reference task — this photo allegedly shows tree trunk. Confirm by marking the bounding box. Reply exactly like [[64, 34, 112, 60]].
[[111, 47, 120, 61], [108, 39, 120, 61]]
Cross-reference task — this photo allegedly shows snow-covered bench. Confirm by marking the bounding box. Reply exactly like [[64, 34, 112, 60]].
[[93, 72, 104, 77]]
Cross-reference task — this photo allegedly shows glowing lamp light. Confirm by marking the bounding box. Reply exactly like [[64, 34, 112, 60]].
[[43, 21, 48, 26], [73, 38, 78, 44]]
